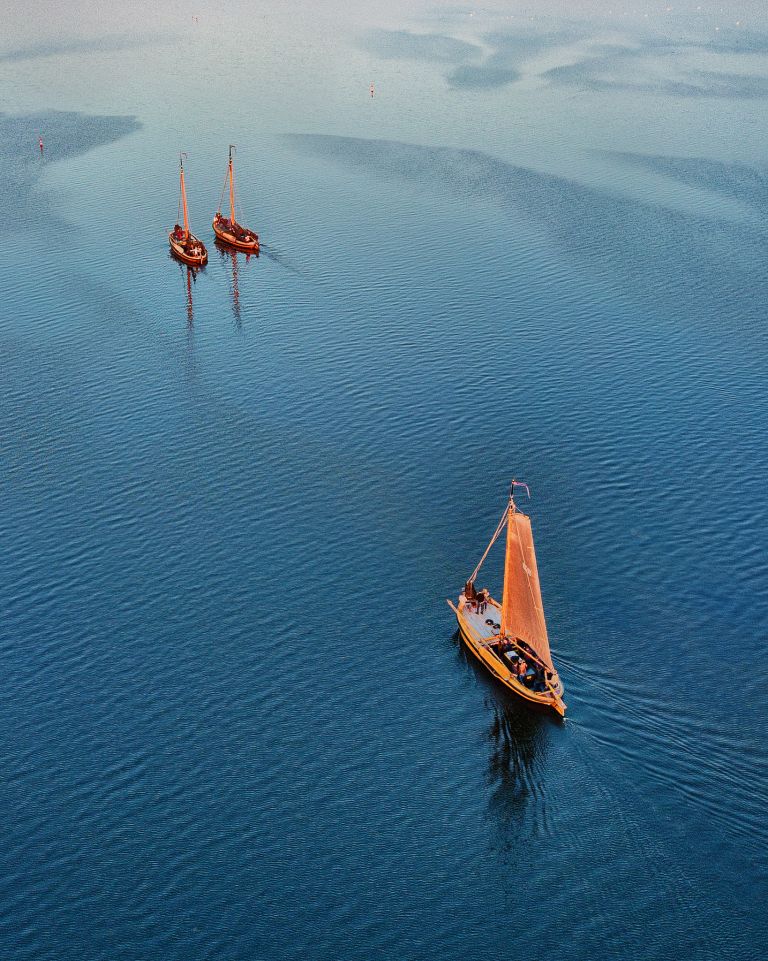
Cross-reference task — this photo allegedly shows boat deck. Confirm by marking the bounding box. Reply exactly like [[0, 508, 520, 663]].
[[458, 597, 502, 644], [453, 596, 565, 713]]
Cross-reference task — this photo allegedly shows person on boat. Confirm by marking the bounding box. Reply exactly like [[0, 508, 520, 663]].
[[463, 581, 476, 604], [173, 224, 185, 241], [522, 660, 536, 686], [478, 589, 489, 614]]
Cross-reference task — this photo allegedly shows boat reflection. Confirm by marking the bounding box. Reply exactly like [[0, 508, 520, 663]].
[[178, 262, 198, 330], [486, 695, 545, 803], [216, 239, 257, 329], [456, 633, 553, 846]]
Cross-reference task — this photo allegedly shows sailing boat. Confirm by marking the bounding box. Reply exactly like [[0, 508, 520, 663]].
[[212, 145, 259, 253], [169, 153, 208, 267], [447, 481, 566, 717]]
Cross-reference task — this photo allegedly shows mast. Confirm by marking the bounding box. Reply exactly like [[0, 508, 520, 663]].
[[228, 144, 236, 225], [180, 153, 190, 237], [500, 489, 520, 640]]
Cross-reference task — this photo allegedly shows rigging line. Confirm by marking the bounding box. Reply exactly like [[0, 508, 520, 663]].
[[469, 503, 509, 583], [217, 167, 229, 216], [503, 635, 551, 673]]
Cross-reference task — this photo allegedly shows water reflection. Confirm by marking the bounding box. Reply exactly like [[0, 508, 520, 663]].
[[216, 240, 257, 329], [455, 633, 553, 847], [178, 262, 197, 331], [486, 697, 545, 802]]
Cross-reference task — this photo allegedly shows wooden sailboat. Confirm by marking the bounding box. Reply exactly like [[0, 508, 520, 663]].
[[212, 145, 259, 253], [169, 153, 208, 267], [447, 481, 566, 717]]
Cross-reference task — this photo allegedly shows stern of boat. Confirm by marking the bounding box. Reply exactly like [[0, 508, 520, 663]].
[[447, 595, 566, 717]]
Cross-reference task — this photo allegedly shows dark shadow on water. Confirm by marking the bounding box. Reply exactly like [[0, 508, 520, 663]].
[[289, 132, 768, 323], [544, 45, 768, 100], [701, 28, 768, 55], [0, 110, 141, 164], [0, 34, 177, 65], [363, 25, 585, 91], [364, 21, 768, 98], [361, 28, 481, 66], [447, 64, 519, 90], [0, 110, 141, 230], [603, 151, 768, 209], [446, 27, 587, 90]]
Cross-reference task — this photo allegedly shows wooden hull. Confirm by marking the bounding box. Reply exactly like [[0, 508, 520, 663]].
[[212, 220, 259, 253], [450, 599, 565, 717], [169, 231, 208, 266]]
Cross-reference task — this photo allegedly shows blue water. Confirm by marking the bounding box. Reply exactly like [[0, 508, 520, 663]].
[[1, 3, 767, 958]]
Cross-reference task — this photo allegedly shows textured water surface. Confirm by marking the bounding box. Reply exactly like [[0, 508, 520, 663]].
[[1, 2, 767, 959]]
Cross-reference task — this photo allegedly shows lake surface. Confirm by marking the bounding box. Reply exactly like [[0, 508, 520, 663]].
[[1, 2, 767, 958]]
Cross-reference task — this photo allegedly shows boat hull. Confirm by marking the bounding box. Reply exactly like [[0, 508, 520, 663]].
[[169, 231, 208, 266], [212, 220, 259, 253], [451, 600, 565, 716]]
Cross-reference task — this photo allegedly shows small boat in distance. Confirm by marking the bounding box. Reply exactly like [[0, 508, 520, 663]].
[[213, 145, 259, 253], [169, 153, 208, 267], [447, 481, 566, 717]]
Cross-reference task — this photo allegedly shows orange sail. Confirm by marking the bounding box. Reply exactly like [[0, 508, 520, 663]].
[[500, 506, 553, 672]]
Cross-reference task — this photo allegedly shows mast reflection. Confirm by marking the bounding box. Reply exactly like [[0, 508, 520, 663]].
[[216, 239, 257, 329], [176, 263, 199, 385], [183, 264, 196, 330]]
